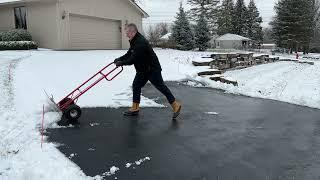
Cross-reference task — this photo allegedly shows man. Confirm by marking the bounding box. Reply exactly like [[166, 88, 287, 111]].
[[114, 23, 182, 119]]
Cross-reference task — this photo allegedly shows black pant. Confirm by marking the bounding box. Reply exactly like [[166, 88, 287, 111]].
[[132, 71, 175, 104]]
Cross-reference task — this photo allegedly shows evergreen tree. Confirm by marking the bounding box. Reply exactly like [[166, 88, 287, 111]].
[[195, 13, 211, 51], [271, 0, 318, 53], [246, 0, 263, 44], [263, 28, 274, 44], [172, 3, 195, 50], [187, 0, 220, 33], [217, 0, 235, 35], [233, 0, 247, 36]]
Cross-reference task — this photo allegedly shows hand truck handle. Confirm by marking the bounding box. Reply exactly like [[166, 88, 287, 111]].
[[105, 64, 124, 81]]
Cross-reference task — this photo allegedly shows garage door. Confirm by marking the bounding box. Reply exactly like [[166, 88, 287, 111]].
[[69, 15, 121, 50]]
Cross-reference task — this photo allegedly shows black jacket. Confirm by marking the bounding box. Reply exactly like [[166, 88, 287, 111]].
[[118, 32, 162, 72]]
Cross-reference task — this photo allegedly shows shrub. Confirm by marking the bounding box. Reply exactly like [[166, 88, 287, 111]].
[[0, 29, 33, 41], [158, 40, 177, 49], [310, 47, 320, 53], [0, 41, 38, 50]]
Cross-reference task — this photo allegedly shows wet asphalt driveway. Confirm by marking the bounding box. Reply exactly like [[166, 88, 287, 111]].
[[47, 82, 320, 180]]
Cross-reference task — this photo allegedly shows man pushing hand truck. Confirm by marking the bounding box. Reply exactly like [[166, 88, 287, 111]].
[[114, 23, 182, 119]]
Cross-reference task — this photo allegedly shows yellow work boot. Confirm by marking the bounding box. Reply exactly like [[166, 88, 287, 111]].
[[171, 101, 182, 119], [123, 102, 140, 116]]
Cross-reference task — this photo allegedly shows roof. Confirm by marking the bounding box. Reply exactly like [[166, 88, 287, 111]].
[[160, 33, 172, 40], [0, 0, 149, 18], [0, 0, 19, 3], [216, 33, 251, 41], [0, 0, 27, 5], [127, 0, 149, 18]]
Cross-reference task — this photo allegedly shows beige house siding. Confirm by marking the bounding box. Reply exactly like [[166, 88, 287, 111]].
[[217, 40, 245, 49], [0, 7, 15, 32], [69, 14, 121, 49], [0, 0, 145, 49], [57, 0, 143, 49], [0, 2, 58, 48], [26, 2, 59, 49]]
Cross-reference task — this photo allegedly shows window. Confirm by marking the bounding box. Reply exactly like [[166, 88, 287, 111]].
[[14, 7, 27, 29]]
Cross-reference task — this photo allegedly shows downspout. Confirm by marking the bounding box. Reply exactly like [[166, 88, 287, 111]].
[[56, 0, 63, 50]]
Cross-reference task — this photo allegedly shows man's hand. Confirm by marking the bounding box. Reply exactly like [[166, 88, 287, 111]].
[[114, 58, 123, 66], [115, 60, 123, 67], [114, 58, 120, 63]]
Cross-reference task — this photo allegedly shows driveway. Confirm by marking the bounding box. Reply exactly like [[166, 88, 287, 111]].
[[47, 82, 320, 180]]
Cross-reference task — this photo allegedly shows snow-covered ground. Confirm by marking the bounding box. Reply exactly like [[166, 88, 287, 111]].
[[193, 53, 320, 109], [0, 49, 319, 179]]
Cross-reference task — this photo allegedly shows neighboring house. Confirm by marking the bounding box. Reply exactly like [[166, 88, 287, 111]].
[[160, 32, 171, 41], [215, 33, 251, 49], [0, 0, 149, 50], [261, 43, 276, 49]]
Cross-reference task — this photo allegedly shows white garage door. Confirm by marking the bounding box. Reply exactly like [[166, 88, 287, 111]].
[[69, 15, 121, 50]]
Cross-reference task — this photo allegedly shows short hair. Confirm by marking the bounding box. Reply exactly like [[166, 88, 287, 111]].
[[126, 23, 138, 32]]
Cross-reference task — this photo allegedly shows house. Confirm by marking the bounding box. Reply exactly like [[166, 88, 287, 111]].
[[215, 33, 251, 49], [261, 43, 276, 49], [0, 0, 149, 50], [160, 32, 171, 41]]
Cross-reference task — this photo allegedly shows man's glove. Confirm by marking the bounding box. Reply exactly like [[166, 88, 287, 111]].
[[115, 60, 123, 67], [114, 58, 120, 63]]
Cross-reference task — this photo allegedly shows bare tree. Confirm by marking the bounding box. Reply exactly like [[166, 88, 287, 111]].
[[156, 23, 170, 36], [146, 23, 171, 47], [146, 26, 160, 47]]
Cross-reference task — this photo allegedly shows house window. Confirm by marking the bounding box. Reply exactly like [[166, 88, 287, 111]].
[[14, 7, 27, 29]]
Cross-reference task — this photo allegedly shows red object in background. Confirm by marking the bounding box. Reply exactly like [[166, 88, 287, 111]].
[[296, 52, 299, 59], [58, 63, 123, 112]]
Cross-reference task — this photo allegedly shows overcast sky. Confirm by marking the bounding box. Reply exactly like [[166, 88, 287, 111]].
[[138, 0, 277, 28]]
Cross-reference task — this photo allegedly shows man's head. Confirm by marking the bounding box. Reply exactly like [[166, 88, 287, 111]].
[[126, 23, 138, 40]]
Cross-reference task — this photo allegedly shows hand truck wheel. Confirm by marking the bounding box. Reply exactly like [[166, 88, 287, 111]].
[[63, 104, 82, 123]]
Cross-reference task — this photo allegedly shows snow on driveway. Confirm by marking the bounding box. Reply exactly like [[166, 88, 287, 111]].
[[0, 49, 319, 179]]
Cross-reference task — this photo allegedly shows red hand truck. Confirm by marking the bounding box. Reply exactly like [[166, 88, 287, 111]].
[[46, 62, 123, 122]]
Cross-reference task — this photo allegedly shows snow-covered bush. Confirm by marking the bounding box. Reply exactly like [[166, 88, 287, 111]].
[[0, 29, 33, 41], [0, 41, 38, 50]]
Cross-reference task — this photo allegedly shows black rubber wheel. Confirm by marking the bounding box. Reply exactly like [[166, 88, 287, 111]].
[[64, 104, 82, 123]]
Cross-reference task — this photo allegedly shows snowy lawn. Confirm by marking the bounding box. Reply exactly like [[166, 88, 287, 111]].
[[0, 49, 319, 179]]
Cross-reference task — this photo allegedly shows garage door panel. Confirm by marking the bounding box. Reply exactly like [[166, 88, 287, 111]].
[[69, 15, 121, 49]]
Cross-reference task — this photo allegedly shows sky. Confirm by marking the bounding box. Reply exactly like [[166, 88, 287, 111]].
[[138, 0, 277, 28]]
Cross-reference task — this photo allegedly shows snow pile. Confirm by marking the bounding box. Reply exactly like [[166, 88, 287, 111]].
[[0, 51, 89, 180], [125, 157, 152, 168], [94, 156, 151, 179], [101, 166, 119, 177]]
